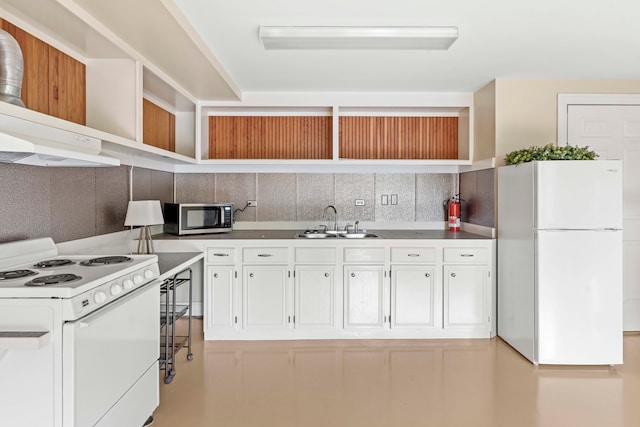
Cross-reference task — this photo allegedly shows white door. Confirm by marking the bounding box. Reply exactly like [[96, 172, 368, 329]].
[[536, 230, 623, 365], [567, 104, 640, 330], [243, 265, 288, 329], [390, 266, 436, 328], [295, 265, 335, 329], [535, 160, 623, 230], [443, 266, 487, 329], [344, 265, 385, 328], [205, 265, 235, 332]]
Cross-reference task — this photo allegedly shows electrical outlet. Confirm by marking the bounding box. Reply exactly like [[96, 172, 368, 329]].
[[355, 199, 365, 206], [247, 200, 257, 207]]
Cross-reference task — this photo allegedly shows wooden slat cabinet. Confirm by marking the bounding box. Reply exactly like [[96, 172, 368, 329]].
[[209, 116, 332, 159], [48, 46, 86, 124], [0, 18, 86, 125], [339, 116, 458, 160], [143, 99, 176, 152], [207, 114, 460, 161]]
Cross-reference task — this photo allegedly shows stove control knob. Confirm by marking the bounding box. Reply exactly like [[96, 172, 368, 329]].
[[94, 291, 107, 304], [144, 269, 155, 279], [110, 284, 123, 296], [133, 274, 143, 285], [123, 279, 134, 290]]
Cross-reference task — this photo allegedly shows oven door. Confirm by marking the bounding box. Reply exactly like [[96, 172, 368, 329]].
[[62, 281, 160, 427]]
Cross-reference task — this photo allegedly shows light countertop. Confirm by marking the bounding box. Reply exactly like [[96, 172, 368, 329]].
[[156, 252, 204, 280]]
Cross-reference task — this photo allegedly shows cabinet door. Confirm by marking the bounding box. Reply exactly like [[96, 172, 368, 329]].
[[443, 266, 488, 329], [391, 266, 437, 329], [295, 265, 335, 329], [344, 265, 385, 329], [243, 265, 288, 329], [205, 265, 235, 332]]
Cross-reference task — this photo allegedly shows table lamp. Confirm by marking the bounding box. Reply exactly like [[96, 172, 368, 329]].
[[124, 200, 164, 254]]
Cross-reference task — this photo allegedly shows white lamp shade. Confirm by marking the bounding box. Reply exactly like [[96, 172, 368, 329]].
[[124, 200, 164, 226]]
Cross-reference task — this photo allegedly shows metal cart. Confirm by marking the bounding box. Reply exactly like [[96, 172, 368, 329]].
[[159, 267, 193, 384]]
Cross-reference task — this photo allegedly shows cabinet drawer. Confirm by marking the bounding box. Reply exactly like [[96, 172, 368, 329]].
[[243, 247, 289, 263], [390, 247, 436, 263], [295, 247, 336, 264], [344, 247, 385, 263], [206, 247, 235, 264], [443, 247, 488, 263]]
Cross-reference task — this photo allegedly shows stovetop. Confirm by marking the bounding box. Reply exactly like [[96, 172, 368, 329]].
[[0, 254, 158, 298]]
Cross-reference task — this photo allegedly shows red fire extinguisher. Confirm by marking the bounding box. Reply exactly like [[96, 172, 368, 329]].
[[447, 194, 461, 232]]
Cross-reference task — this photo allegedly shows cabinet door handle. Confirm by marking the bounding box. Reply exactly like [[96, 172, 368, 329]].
[[258, 254, 273, 257], [213, 273, 218, 278], [351, 272, 355, 278], [249, 273, 254, 278], [408, 253, 420, 257], [451, 273, 456, 277], [213, 253, 229, 257], [324, 272, 330, 277], [461, 254, 474, 257], [425, 273, 430, 277]]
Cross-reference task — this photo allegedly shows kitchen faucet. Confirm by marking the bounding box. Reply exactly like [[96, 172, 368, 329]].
[[322, 205, 338, 232]]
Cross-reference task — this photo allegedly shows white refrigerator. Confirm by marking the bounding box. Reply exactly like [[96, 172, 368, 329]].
[[498, 160, 623, 365]]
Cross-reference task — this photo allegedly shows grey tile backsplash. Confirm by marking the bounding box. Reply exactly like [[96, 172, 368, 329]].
[[0, 164, 132, 243], [176, 172, 465, 224], [0, 164, 494, 245], [459, 169, 495, 227]]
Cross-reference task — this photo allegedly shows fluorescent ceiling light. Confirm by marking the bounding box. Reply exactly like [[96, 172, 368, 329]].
[[259, 26, 458, 50]]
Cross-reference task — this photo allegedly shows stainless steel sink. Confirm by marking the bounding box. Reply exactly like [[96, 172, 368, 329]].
[[340, 233, 379, 239], [296, 232, 336, 239]]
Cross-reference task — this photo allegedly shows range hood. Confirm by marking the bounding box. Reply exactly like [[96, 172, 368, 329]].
[[0, 129, 120, 167]]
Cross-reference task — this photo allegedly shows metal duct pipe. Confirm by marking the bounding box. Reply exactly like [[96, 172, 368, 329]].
[[0, 29, 25, 107]]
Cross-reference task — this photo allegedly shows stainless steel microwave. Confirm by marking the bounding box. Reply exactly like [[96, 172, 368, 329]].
[[164, 203, 233, 235]]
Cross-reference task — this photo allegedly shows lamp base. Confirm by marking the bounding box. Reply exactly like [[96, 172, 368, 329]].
[[136, 226, 155, 254]]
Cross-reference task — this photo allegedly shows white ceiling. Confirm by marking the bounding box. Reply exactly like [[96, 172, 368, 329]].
[[168, 0, 640, 95], [10, 0, 638, 100]]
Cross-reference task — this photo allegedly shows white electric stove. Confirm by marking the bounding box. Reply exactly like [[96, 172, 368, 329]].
[[0, 238, 161, 427]]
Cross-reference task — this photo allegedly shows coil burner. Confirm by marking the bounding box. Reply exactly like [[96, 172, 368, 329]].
[[0, 269, 37, 280], [25, 274, 82, 286], [34, 259, 75, 268], [81, 256, 133, 266]]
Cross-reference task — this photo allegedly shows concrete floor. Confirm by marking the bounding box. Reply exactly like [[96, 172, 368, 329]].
[[151, 319, 640, 427]]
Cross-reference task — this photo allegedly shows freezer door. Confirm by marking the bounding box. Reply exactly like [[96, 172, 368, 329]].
[[536, 230, 623, 365], [535, 160, 622, 230]]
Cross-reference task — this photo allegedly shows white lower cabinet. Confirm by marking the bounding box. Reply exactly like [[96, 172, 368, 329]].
[[443, 265, 489, 330], [390, 266, 438, 329], [344, 265, 385, 329], [294, 265, 335, 329], [203, 239, 495, 340], [243, 265, 289, 329]]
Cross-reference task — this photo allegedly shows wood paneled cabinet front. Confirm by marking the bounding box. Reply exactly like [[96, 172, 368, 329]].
[[1, 18, 86, 125], [207, 113, 462, 161], [143, 99, 176, 152]]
